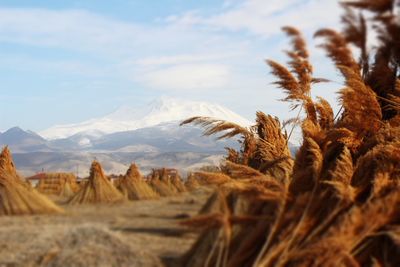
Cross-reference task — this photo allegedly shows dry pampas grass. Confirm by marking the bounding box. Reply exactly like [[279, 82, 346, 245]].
[[116, 163, 158, 200], [0, 147, 63, 215], [178, 1, 400, 266], [68, 161, 124, 204]]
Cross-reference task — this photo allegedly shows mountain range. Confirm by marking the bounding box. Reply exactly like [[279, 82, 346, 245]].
[[1, 97, 255, 176]]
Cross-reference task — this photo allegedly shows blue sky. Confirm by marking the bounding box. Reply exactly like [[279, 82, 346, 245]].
[[0, 0, 343, 132]]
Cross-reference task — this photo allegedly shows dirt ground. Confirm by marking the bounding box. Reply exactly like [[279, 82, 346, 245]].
[[0, 188, 213, 267]]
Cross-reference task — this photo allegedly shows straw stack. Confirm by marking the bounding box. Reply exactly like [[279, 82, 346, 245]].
[[0, 147, 63, 215], [36, 172, 80, 198], [68, 161, 124, 204], [148, 169, 176, 197], [184, 173, 201, 191], [117, 163, 158, 200]]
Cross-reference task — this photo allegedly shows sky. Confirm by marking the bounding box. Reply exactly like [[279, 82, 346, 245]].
[[0, 0, 345, 132]]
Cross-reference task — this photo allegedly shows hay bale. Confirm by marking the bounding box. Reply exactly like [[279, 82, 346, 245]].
[[36, 172, 80, 198], [68, 161, 125, 204], [170, 174, 187, 193], [148, 172, 176, 197], [0, 147, 63, 215], [185, 174, 201, 191], [117, 163, 159, 200]]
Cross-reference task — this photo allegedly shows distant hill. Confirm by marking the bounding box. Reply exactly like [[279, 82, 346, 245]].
[[1, 97, 298, 176]]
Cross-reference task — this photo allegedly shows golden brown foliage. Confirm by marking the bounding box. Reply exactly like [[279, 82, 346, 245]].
[[68, 161, 125, 204], [179, 1, 400, 266], [0, 147, 63, 215], [116, 163, 158, 200], [36, 172, 80, 198]]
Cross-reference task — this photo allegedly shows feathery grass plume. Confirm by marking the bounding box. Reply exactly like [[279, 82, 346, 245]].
[[180, 116, 251, 140], [355, 124, 400, 158], [284, 186, 400, 267], [266, 60, 301, 104], [289, 137, 323, 194], [329, 1, 400, 121], [343, 0, 394, 13], [338, 66, 383, 136], [351, 141, 400, 201], [315, 97, 334, 130], [341, 6, 369, 76], [251, 112, 293, 182], [222, 161, 266, 180], [36, 172, 80, 198], [314, 28, 360, 73], [179, 2, 400, 266], [193, 171, 232, 186], [68, 161, 125, 204], [0, 147, 63, 215], [321, 144, 354, 185], [181, 117, 258, 166], [282, 26, 313, 95], [116, 163, 158, 200]]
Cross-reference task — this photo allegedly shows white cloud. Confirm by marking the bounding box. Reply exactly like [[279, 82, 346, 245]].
[[135, 52, 239, 67], [137, 63, 231, 91], [172, 0, 342, 37], [0, 1, 348, 129]]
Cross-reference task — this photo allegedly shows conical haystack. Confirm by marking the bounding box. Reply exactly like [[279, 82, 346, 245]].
[[117, 163, 158, 200], [0, 146, 22, 179], [68, 161, 125, 204], [148, 170, 176, 197], [36, 172, 80, 198], [0, 147, 63, 215], [185, 173, 200, 191], [170, 174, 187, 193]]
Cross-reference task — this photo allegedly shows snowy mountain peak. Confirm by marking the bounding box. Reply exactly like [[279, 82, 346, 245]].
[[40, 97, 252, 140]]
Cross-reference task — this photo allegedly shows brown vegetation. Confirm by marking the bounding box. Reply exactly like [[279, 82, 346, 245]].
[[0, 147, 63, 215], [148, 168, 183, 197], [68, 161, 125, 204], [179, 0, 400, 266], [116, 163, 159, 200], [36, 172, 80, 198]]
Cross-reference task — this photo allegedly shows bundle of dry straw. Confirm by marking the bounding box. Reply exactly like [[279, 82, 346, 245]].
[[68, 161, 124, 204], [116, 163, 158, 200], [0, 147, 63, 215], [148, 168, 178, 197], [36, 172, 80, 198]]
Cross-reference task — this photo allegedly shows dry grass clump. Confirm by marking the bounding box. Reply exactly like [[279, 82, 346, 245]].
[[192, 172, 232, 186], [116, 163, 159, 200], [0, 147, 63, 215], [179, 1, 400, 266], [36, 172, 80, 198], [68, 161, 125, 204]]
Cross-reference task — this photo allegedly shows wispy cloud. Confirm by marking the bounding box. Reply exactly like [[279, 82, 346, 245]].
[[0, 1, 346, 131], [137, 63, 231, 91]]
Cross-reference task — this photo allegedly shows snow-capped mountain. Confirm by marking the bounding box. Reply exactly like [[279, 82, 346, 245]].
[[39, 97, 252, 140]]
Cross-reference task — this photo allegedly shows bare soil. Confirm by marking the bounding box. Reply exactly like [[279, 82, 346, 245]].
[[0, 188, 213, 267]]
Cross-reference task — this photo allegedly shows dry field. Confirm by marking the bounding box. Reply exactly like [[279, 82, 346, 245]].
[[0, 188, 212, 267]]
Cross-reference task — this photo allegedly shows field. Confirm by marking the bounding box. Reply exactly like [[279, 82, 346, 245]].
[[1, 1, 400, 267], [0, 189, 212, 267]]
